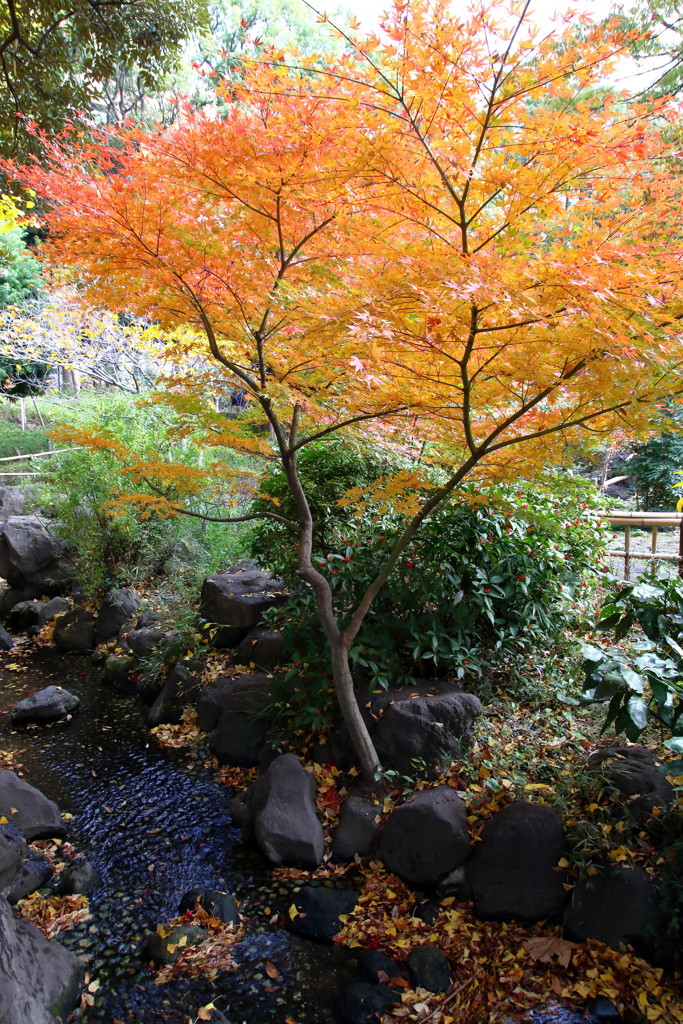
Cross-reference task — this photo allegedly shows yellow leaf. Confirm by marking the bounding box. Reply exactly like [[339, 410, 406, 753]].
[[288, 904, 299, 920]]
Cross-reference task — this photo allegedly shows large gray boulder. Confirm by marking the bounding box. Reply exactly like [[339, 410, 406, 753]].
[[126, 626, 166, 658], [466, 801, 567, 922], [0, 516, 70, 593], [0, 826, 27, 898], [200, 672, 275, 765], [199, 562, 288, 648], [374, 692, 481, 773], [209, 712, 267, 767], [11, 686, 79, 726], [378, 786, 470, 888], [0, 896, 83, 1024], [564, 864, 674, 966], [231, 753, 324, 869], [285, 886, 358, 943], [7, 850, 53, 904], [147, 661, 203, 728], [94, 588, 138, 640], [0, 772, 66, 841]]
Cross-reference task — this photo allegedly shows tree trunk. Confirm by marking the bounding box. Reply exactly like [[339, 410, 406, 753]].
[[327, 628, 380, 780]]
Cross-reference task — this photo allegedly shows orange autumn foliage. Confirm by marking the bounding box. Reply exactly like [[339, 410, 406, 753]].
[[10, 0, 683, 773]]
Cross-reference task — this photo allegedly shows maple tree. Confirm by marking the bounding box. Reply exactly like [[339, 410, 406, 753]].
[[9, 0, 683, 778]]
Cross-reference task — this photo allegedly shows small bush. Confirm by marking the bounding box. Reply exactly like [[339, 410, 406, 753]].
[[247, 435, 409, 579], [0, 228, 43, 309], [42, 393, 252, 595], [262, 468, 610, 691]]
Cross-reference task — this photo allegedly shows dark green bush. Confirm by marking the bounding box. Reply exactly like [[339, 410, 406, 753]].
[[247, 435, 409, 579], [260, 464, 610, 691]]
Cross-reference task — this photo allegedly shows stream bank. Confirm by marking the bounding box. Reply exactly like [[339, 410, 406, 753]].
[[0, 646, 357, 1024], [0, 644, 667, 1024]]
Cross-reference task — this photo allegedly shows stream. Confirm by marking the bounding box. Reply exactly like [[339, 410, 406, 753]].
[[0, 647, 611, 1024]]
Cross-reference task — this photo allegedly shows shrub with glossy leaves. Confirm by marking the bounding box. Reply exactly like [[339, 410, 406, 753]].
[[264, 474, 611, 691]]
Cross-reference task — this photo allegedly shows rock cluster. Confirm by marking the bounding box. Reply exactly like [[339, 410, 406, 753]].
[[0, 772, 85, 1024]]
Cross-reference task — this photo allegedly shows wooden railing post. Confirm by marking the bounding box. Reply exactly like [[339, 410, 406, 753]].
[[598, 511, 683, 581]]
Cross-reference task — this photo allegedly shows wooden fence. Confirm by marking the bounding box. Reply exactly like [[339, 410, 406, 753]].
[[602, 511, 683, 581]]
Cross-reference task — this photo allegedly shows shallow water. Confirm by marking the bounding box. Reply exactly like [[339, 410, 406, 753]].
[[0, 647, 611, 1024], [0, 648, 356, 1024]]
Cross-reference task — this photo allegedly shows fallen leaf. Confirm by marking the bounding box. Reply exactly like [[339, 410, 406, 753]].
[[265, 959, 279, 979], [524, 935, 577, 968]]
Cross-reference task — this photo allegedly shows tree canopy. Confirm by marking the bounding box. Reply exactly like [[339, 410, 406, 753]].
[[0, 0, 207, 156], [10, 0, 683, 774], [610, 0, 683, 95]]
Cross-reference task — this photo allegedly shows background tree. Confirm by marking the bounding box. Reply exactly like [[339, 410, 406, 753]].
[[609, 0, 683, 95], [0, 0, 208, 157], [12, 0, 683, 777]]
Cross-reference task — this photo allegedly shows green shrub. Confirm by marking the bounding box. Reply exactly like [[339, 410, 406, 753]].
[[42, 393, 252, 595], [0, 229, 43, 309], [627, 431, 683, 511], [582, 577, 683, 749], [262, 470, 610, 692], [247, 435, 409, 580]]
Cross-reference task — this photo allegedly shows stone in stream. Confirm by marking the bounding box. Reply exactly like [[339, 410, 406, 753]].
[[198, 673, 274, 732], [177, 888, 240, 926], [53, 607, 96, 653], [0, 622, 13, 650], [406, 945, 451, 992], [378, 786, 470, 888], [332, 982, 401, 1024], [7, 597, 68, 633], [126, 626, 166, 658], [0, 895, 84, 1024], [356, 950, 403, 985], [285, 886, 358, 943], [95, 587, 138, 639], [0, 825, 27, 898], [146, 924, 208, 966], [7, 849, 53, 904], [11, 685, 79, 725], [147, 660, 203, 728], [103, 654, 140, 693], [466, 801, 568, 922], [0, 771, 66, 841], [231, 753, 324, 869], [55, 858, 99, 897]]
